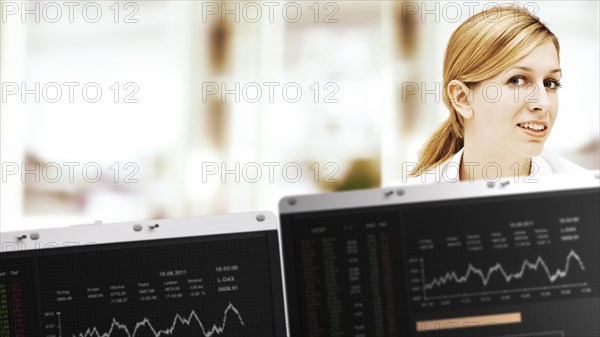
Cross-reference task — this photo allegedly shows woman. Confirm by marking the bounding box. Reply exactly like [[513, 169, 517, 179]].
[[407, 5, 586, 183]]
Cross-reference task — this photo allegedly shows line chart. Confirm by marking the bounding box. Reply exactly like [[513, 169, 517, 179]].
[[68, 302, 244, 337], [420, 250, 587, 300]]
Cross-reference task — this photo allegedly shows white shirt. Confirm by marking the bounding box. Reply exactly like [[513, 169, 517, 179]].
[[396, 148, 587, 185]]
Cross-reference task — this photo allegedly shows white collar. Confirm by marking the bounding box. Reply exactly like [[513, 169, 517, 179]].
[[436, 148, 553, 182]]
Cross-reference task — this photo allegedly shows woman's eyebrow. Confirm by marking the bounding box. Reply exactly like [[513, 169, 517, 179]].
[[506, 66, 562, 74]]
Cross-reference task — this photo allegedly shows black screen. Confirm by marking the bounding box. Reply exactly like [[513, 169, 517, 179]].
[[280, 188, 600, 336], [0, 230, 286, 337]]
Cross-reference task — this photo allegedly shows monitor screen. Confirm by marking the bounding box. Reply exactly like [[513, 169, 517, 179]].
[[0, 230, 286, 337], [280, 188, 600, 336]]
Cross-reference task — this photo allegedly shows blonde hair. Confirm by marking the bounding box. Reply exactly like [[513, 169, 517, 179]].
[[410, 4, 560, 176]]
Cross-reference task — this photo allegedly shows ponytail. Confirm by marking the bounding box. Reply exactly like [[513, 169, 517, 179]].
[[409, 118, 464, 177]]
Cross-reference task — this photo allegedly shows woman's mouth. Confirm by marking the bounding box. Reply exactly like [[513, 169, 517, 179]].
[[517, 122, 548, 137]]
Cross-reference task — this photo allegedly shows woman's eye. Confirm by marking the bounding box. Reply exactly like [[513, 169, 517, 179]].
[[508, 76, 526, 86], [544, 80, 562, 90]]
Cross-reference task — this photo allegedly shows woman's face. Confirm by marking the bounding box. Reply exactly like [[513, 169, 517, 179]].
[[465, 41, 561, 159]]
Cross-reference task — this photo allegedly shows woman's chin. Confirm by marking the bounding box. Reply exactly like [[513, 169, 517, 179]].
[[516, 142, 545, 158]]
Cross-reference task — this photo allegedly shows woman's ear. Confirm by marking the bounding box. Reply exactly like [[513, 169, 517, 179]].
[[447, 80, 473, 119]]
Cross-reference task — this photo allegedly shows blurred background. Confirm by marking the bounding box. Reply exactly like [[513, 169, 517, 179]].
[[1, 0, 598, 231]]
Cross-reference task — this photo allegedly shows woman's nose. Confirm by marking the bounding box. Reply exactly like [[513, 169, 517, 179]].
[[526, 82, 552, 112]]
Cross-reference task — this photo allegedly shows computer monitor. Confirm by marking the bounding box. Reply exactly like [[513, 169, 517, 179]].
[[0, 212, 287, 337], [279, 172, 600, 336]]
